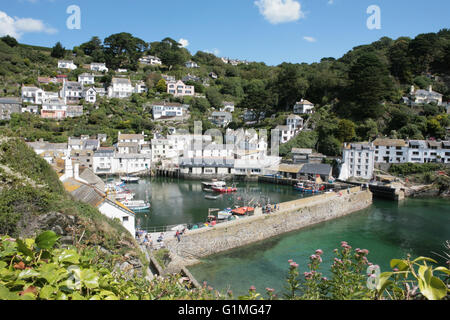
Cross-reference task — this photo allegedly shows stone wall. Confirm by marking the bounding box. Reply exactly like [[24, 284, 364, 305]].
[[167, 187, 373, 265]]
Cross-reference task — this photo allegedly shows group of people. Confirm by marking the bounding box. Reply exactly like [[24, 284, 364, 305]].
[[135, 228, 187, 250], [262, 203, 278, 214], [136, 230, 165, 250]]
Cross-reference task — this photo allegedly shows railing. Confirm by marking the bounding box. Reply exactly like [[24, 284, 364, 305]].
[[140, 224, 187, 234]]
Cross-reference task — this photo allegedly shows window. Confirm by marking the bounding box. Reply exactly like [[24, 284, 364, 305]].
[[122, 216, 129, 222]]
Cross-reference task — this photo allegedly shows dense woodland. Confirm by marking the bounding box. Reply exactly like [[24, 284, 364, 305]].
[[0, 30, 449, 157]]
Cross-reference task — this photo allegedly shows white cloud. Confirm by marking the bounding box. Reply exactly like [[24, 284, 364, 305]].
[[255, 0, 305, 24], [0, 11, 57, 39], [303, 36, 317, 42], [205, 48, 220, 56], [178, 38, 189, 48]]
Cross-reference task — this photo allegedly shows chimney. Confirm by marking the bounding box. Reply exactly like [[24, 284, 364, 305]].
[[65, 157, 74, 178], [74, 162, 80, 181], [410, 85, 415, 95], [428, 85, 432, 93]]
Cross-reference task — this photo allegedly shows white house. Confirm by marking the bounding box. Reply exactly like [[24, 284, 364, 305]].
[[407, 140, 450, 163], [286, 114, 304, 131], [78, 73, 95, 86], [220, 101, 235, 113], [275, 125, 295, 144], [90, 63, 108, 73], [108, 78, 134, 99], [112, 154, 151, 174], [185, 61, 199, 68], [166, 80, 195, 97], [152, 101, 188, 120], [21, 86, 45, 104], [294, 99, 315, 114], [339, 142, 375, 181], [139, 55, 162, 66], [22, 105, 39, 114], [407, 85, 443, 106], [61, 160, 135, 236], [60, 80, 83, 104], [134, 81, 148, 94], [58, 60, 77, 70], [83, 87, 98, 104], [373, 139, 409, 164]]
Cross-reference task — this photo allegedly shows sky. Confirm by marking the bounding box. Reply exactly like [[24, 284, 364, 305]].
[[1, 0, 449, 66]]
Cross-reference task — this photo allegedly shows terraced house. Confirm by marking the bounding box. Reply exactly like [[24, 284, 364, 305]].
[[152, 101, 188, 120], [166, 80, 195, 97]]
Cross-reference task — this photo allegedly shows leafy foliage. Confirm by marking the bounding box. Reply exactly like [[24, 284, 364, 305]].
[[0, 232, 220, 300]]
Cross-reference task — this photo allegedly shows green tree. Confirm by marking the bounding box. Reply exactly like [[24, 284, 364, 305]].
[[337, 119, 356, 142], [274, 63, 309, 111], [149, 38, 191, 69], [205, 87, 223, 109], [80, 36, 103, 55], [51, 42, 65, 58], [103, 33, 148, 70], [1, 35, 18, 47], [338, 52, 394, 120], [155, 79, 167, 93]]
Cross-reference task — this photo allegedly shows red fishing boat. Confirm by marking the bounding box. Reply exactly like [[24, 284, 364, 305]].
[[212, 186, 237, 193], [231, 207, 255, 215]]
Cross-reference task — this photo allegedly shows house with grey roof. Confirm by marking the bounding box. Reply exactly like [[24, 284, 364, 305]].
[[294, 99, 315, 114], [108, 78, 134, 99], [60, 160, 135, 236], [152, 101, 189, 120], [0, 97, 22, 120], [139, 55, 161, 66], [58, 60, 77, 70], [210, 111, 232, 127], [299, 163, 333, 181], [406, 85, 443, 106]]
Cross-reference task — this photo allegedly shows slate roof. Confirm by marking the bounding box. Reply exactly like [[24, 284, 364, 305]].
[[300, 163, 332, 176]]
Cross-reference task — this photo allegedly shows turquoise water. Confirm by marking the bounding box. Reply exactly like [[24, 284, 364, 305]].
[[188, 198, 450, 297]]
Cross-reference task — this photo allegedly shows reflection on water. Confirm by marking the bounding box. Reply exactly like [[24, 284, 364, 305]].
[[110, 177, 307, 228], [188, 198, 450, 297]]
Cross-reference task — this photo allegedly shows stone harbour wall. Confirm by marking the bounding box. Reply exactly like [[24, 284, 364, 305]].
[[167, 187, 373, 266]]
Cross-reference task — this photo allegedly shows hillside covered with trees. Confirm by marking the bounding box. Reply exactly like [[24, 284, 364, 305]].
[[0, 30, 449, 156]]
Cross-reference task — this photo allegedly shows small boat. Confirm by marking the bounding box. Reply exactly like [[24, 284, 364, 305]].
[[212, 186, 237, 193], [120, 176, 140, 183], [121, 200, 151, 212], [303, 188, 319, 194], [114, 192, 135, 201], [205, 195, 221, 200], [293, 183, 305, 192], [203, 188, 215, 193], [202, 180, 226, 189], [218, 208, 233, 220], [232, 207, 255, 216]]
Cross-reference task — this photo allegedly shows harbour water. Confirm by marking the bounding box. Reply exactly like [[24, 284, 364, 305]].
[[113, 178, 449, 297], [188, 198, 450, 297], [116, 177, 307, 229]]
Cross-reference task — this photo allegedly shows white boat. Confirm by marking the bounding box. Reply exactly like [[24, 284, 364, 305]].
[[121, 200, 151, 212], [114, 192, 135, 201], [120, 176, 140, 183], [202, 180, 226, 189]]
